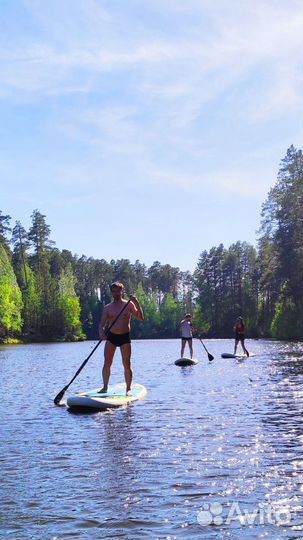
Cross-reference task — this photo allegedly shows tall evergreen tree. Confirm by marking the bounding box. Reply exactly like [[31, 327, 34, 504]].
[[21, 267, 40, 339], [28, 210, 55, 257], [159, 293, 180, 338], [194, 242, 258, 337], [27, 210, 56, 339], [259, 145, 303, 339], [12, 221, 30, 287], [0, 244, 23, 339], [131, 283, 160, 338], [59, 264, 84, 340], [0, 211, 12, 252]]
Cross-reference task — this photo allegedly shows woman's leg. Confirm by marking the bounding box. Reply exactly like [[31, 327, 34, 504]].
[[188, 338, 193, 358], [241, 339, 249, 356]]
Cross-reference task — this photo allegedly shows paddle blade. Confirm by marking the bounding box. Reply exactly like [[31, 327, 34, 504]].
[[54, 385, 68, 405], [208, 353, 214, 362]]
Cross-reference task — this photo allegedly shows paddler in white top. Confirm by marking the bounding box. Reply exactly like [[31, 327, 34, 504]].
[[180, 313, 194, 358]]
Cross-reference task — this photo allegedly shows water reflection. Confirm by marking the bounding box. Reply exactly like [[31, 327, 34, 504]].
[[256, 344, 303, 533]]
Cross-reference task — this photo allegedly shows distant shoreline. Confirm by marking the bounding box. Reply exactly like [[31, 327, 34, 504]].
[[1, 336, 300, 346]]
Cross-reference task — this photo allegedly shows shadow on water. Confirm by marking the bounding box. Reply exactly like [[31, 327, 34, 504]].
[[66, 403, 137, 415], [67, 407, 108, 415]]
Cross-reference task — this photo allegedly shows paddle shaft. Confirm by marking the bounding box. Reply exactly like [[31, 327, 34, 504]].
[[54, 299, 131, 404], [197, 335, 214, 361], [199, 337, 208, 354]]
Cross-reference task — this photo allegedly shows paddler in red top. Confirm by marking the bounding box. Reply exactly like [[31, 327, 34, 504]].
[[233, 316, 249, 357]]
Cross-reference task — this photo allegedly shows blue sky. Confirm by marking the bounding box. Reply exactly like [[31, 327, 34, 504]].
[[0, 0, 301, 271]]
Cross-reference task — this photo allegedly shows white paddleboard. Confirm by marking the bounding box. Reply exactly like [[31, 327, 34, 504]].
[[175, 357, 198, 366], [67, 383, 147, 411]]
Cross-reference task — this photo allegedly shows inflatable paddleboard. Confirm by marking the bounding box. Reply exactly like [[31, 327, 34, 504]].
[[175, 357, 198, 366], [67, 383, 147, 411], [221, 353, 254, 359]]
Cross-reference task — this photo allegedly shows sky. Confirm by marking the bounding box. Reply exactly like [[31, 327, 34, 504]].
[[0, 0, 302, 272]]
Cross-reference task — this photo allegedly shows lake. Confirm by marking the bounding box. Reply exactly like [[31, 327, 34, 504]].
[[1, 338, 303, 539]]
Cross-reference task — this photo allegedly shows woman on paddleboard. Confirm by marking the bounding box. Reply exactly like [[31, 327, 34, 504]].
[[233, 317, 249, 357], [180, 314, 194, 359]]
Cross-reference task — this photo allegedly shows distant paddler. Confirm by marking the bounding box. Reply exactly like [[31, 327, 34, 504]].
[[233, 316, 249, 357], [98, 282, 144, 395], [180, 313, 195, 359]]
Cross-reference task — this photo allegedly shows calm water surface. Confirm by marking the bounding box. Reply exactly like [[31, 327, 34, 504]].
[[1, 338, 303, 539]]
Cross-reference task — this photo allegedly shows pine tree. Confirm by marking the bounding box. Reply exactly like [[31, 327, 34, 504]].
[[59, 264, 84, 340], [0, 244, 23, 340], [259, 146, 303, 339], [12, 221, 30, 287], [131, 283, 160, 338], [28, 209, 55, 257], [160, 293, 179, 337], [28, 210, 56, 339], [0, 211, 12, 253], [21, 267, 40, 338]]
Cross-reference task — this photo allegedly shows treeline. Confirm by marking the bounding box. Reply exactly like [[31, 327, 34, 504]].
[[195, 146, 303, 339], [0, 145, 302, 342]]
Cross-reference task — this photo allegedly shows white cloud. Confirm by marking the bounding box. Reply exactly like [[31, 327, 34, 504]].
[[145, 163, 273, 197], [0, 0, 300, 111], [209, 170, 272, 197], [0, 0, 301, 206]]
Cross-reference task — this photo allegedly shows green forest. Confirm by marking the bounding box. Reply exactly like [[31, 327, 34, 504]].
[[1, 146, 302, 343]]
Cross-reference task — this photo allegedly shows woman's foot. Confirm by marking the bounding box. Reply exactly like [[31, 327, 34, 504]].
[[98, 387, 108, 394]]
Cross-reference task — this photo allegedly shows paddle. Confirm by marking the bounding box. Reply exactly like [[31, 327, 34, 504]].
[[54, 299, 131, 405], [197, 335, 214, 362]]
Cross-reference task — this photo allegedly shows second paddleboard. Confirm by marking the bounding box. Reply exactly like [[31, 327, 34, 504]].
[[175, 357, 198, 366]]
